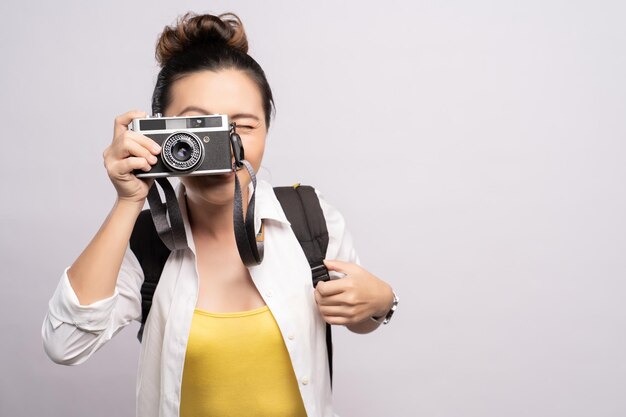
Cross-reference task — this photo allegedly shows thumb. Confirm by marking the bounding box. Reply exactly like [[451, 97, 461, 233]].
[[323, 259, 356, 274]]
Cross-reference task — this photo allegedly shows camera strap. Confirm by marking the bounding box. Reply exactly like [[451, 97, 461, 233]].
[[146, 177, 189, 251], [233, 159, 264, 266]]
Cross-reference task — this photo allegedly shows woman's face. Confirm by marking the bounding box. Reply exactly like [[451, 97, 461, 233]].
[[164, 69, 267, 204]]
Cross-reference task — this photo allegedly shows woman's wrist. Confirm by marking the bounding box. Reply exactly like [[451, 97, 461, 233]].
[[115, 197, 146, 213], [372, 284, 395, 319]]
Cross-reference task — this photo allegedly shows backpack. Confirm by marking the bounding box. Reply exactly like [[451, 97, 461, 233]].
[[129, 184, 335, 385]]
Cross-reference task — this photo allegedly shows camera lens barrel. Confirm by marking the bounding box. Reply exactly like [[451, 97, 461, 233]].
[[162, 132, 204, 172]]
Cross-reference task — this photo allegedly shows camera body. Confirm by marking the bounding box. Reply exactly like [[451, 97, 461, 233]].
[[130, 114, 235, 178]]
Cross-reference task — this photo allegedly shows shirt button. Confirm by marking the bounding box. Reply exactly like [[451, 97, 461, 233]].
[[288, 333, 295, 340], [266, 290, 273, 297], [301, 377, 309, 385]]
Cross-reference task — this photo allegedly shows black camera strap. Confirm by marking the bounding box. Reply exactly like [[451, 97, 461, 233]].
[[233, 159, 264, 266], [146, 177, 188, 251]]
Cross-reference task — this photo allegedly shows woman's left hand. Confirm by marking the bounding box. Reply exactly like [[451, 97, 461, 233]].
[[313, 259, 394, 326]]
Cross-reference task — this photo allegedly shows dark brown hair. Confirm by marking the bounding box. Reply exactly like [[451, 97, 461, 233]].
[[152, 12, 275, 128]]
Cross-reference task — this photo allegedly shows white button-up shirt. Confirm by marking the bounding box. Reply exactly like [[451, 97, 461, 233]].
[[42, 179, 359, 417]]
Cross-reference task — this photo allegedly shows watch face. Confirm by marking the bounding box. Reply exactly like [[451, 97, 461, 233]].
[[384, 292, 398, 324]]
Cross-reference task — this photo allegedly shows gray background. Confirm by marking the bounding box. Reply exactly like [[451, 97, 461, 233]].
[[1, 0, 625, 416]]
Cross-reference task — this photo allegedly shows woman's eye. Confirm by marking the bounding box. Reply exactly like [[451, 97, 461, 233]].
[[237, 125, 253, 130]]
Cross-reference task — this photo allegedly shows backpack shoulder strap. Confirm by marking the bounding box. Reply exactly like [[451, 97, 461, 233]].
[[273, 184, 334, 387], [273, 184, 330, 285], [130, 207, 171, 343]]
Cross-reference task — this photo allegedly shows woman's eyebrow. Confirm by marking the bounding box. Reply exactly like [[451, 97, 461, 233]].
[[231, 113, 260, 121], [177, 106, 211, 115]]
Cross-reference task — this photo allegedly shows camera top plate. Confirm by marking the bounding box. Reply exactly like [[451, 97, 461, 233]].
[[130, 114, 229, 134]]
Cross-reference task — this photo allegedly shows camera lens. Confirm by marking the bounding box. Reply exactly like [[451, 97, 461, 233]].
[[161, 132, 204, 172], [172, 141, 193, 162]]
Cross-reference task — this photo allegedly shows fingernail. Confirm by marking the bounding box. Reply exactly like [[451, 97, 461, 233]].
[[150, 156, 158, 163], [153, 145, 161, 153]]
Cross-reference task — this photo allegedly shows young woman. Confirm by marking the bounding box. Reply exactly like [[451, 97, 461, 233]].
[[42, 12, 397, 417]]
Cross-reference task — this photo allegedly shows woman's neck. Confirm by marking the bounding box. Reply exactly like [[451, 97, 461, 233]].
[[185, 185, 249, 241]]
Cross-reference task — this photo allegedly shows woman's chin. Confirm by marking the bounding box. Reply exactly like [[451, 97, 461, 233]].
[[181, 172, 242, 200]]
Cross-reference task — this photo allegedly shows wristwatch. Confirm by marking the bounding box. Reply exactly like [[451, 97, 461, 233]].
[[370, 290, 398, 325]]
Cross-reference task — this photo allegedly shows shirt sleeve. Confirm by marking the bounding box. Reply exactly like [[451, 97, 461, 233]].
[[41, 245, 144, 365], [314, 188, 361, 266]]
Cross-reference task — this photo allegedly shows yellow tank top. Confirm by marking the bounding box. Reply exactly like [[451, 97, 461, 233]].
[[180, 304, 308, 417]]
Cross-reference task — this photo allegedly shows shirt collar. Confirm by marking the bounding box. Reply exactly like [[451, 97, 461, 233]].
[[175, 179, 291, 255]]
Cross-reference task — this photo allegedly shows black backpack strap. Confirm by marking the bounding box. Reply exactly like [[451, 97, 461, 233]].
[[273, 185, 330, 285], [130, 207, 172, 343], [273, 184, 334, 387]]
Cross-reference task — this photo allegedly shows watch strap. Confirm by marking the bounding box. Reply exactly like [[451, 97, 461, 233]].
[[371, 290, 398, 325]]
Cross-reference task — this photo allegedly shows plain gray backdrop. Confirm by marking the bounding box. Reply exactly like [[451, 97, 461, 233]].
[[1, 0, 625, 416]]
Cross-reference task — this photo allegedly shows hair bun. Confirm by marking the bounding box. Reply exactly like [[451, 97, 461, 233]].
[[155, 12, 248, 66]]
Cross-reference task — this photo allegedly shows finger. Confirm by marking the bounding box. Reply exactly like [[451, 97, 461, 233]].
[[321, 315, 349, 326], [114, 130, 161, 155], [127, 130, 162, 154], [114, 136, 160, 164], [318, 305, 354, 318], [108, 157, 152, 177], [314, 288, 322, 305], [315, 280, 345, 297], [314, 291, 354, 307], [113, 110, 147, 138], [323, 259, 359, 275]]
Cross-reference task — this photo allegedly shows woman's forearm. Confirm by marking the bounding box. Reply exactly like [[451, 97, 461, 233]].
[[67, 198, 144, 305]]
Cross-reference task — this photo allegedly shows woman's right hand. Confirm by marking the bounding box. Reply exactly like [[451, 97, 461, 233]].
[[103, 110, 162, 203]]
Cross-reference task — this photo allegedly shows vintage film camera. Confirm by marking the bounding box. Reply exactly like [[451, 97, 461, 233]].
[[130, 114, 244, 178]]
